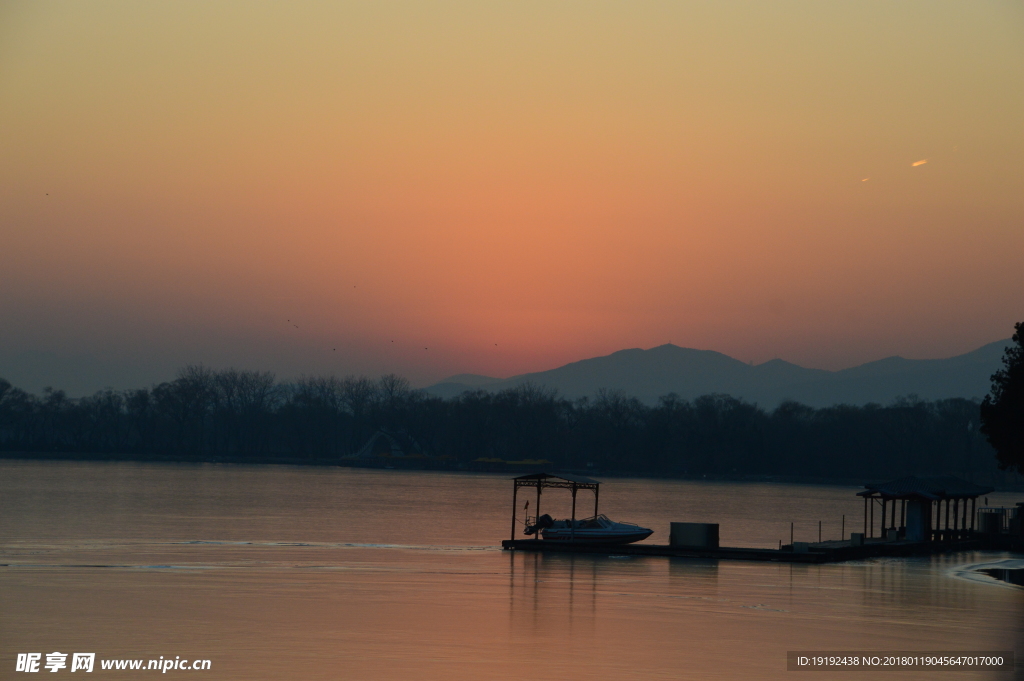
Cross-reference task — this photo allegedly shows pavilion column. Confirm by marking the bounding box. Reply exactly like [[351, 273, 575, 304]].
[[932, 501, 937, 541], [570, 485, 577, 543], [594, 486, 599, 517], [901, 500, 906, 529], [961, 498, 968, 536], [863, 497, 868, 536], [511, 483, 518, 541], [881, 499, 886, 535], [535, 484, 541, 528], [890, 499, 896, 530], [970, 498, 976, 531], [869, 498, 874, 538], [944, 499, 950, 538]]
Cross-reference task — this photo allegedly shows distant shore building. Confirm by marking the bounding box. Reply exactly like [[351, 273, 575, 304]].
[[348, 429, 428, 459]]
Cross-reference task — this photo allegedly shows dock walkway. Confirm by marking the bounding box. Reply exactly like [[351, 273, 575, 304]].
[[501, 537, 989, 563]]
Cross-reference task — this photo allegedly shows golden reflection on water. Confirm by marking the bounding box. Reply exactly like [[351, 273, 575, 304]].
[[1, 461, 1021, 680]]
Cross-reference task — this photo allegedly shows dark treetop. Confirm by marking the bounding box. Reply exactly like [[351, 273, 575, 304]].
[[980, 321, 1024, 473]]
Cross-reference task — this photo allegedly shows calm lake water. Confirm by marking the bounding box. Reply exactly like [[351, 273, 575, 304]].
[[2, 460, 1022, 680]]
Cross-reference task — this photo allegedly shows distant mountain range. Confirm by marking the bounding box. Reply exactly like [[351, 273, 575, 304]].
[[424, 340, 1011, 408]]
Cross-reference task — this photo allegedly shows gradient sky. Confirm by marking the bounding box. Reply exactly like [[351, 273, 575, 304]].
[[2, 1, 1023, 395]]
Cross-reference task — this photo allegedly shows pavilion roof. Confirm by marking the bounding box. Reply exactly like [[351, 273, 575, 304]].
[[857, 475, 994, 501], [512, 472, 600, 486]]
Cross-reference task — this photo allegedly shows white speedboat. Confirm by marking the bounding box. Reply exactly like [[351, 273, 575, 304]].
[[525, 513, 653, 544]]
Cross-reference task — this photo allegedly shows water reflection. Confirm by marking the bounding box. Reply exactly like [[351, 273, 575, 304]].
[[668, 557, 719, 586], [2, 462, 1022, 681], [982, 568, 1024, 587]]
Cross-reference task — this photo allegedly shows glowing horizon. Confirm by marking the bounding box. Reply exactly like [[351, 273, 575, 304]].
[[1, 1, 1023, 395]]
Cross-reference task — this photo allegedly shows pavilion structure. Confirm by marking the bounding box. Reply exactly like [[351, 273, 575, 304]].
[[857, 476, 995, 542], [509, 473, 600, 542]]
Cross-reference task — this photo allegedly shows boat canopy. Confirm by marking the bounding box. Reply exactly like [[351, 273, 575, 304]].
[[512, 472, 600, 490], [510, 473, 600, 541]]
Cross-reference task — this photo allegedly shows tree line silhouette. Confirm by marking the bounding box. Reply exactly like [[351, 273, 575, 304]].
[[0, 365, 1013, 483]]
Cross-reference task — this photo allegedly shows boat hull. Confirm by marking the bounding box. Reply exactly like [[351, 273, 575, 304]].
[[540, 528, 653, 544]]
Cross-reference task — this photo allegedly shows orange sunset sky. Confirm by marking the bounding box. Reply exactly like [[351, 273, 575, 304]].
[[1, 1, 1023, 394]]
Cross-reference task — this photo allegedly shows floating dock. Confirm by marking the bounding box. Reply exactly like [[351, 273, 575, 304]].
[[501, 537, 989, 563], [501, 473, 1021, 564]]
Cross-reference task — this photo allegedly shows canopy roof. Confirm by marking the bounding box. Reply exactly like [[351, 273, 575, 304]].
[[513, 472, 600, 490], [858, 476, 994, 501]]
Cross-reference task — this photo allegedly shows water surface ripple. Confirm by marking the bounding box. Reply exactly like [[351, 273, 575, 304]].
[[2, 460, 1021, 680]]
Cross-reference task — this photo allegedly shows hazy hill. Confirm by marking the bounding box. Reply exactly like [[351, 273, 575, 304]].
[[424, 340, 1009, 408]]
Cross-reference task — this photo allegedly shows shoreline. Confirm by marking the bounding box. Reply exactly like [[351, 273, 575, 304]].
[[3, 450, 1022, 492]]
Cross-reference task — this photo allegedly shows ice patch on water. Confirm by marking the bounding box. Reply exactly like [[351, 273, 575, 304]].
[[949, 558, 1024, 590], [167, 540, 495, 551]]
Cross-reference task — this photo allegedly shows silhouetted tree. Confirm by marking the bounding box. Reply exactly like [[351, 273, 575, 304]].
[[340, 376, 378, 451], [287, 375, 347, 458], [980, 322, 1024, 472], [0, 366, 1014, 484], [214, 369, 279, 454]]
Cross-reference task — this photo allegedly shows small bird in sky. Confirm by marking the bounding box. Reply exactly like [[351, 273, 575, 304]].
[[912, 159, 928, 167], [861, 177, 870, 182]]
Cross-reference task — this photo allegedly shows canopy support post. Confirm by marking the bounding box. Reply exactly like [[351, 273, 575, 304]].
[[869, 497, 874, 538], [536, 484, 541, 530], [511, 483, 518, 541], [570, 484, 577, 543]]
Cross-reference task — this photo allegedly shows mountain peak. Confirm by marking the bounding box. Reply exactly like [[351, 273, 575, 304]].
[[424, 339, 1009, 407]]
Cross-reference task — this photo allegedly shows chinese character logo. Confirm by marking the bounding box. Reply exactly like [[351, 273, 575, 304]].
[[16, 654, 41, 673], [71, 654, 95, 672], [16, 652, 94, 673]]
